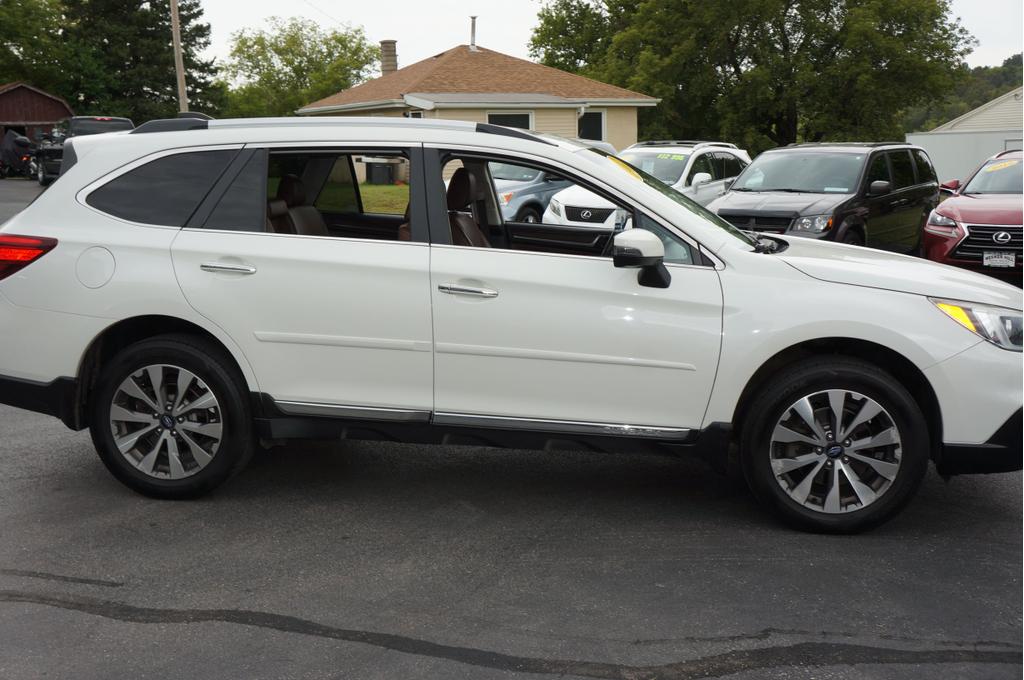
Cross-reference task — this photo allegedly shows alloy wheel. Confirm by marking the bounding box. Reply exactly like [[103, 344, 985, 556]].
[[769, 389, 901, 514], [109, 364, 223, 480]]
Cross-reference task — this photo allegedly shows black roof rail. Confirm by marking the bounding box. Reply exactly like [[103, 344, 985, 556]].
[[475, 123, 553, 145], [784, 141, 906, 148], [131, 117, 210, 134], [177, 111, 214, 120]]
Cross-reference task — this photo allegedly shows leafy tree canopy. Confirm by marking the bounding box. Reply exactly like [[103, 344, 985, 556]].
[[531, 0, 977, 152], [221, 17, 379, 118]]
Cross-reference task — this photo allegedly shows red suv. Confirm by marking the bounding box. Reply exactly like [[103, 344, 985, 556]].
[[923, 150, 1022, 284]]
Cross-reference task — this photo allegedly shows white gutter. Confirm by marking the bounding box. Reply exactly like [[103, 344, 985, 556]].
[[296, 99, 407, 115]]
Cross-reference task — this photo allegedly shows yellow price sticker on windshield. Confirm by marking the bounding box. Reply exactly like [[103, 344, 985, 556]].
[[984, 160, 1019, 173]]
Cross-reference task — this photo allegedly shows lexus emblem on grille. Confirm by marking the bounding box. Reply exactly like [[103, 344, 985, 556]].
[[580, 209, 593, 220], [993, 231, 1012, 244]]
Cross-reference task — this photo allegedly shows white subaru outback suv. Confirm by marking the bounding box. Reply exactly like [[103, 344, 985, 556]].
[[0, 117, 1020, 533]]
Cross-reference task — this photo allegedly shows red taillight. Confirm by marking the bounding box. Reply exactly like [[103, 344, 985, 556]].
[[0, 235, 57, 280]]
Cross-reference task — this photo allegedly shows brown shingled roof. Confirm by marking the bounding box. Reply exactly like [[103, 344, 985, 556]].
[[301, 45, 655, 112]]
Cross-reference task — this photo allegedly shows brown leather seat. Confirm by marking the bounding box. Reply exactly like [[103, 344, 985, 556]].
[[266, 199, 291, 234], [397, 203, 411, 241], [277, 174, 328, 237], [446, 168, 490, 248]]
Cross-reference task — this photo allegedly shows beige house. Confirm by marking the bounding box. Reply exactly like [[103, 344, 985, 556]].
[[297, 41, 659, 151]]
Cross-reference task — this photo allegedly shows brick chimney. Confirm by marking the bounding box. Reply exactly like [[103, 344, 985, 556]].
[[380, 40, 398, 75]]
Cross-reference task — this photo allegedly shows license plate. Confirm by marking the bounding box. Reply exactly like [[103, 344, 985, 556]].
[[983, 251, 1016, 268]]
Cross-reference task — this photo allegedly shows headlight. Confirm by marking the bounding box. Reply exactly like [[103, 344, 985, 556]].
[[924, 210, 960, 237], [932, 298, 1023, 351], [792, 214, 833, 233], [549, 198, 562, 216], [498, 192, 514, 206]]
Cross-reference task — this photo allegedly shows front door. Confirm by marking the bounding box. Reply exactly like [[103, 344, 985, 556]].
[[427, 150, 723, 434], [171, 145, 434, 417]]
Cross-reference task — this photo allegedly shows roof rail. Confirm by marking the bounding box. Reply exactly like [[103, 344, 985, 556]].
[[475, 122, 553, 145], [177, 111, 214, 121], [628, 140, 738, 150], [131, 117, 209, 134], [784, 141, 906, 148]]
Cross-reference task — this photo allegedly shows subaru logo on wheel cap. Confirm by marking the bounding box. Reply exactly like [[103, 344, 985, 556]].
[[993, 231, 1012, 245], [580, 209, 593, 220]]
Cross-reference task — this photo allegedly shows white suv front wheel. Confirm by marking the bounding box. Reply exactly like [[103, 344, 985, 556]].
[[89, 334, 254, 498], [741, 357, 929, 533]]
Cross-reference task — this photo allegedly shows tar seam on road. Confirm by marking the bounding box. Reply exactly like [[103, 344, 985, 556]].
[[0, 590, 1019, 680]]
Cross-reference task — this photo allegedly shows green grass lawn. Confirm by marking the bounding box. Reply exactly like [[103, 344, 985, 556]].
[[359, 183, 410, 214]]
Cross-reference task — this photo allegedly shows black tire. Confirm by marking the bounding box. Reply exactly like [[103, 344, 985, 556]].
[[740, 357, 929, 533], [516, 206, 542, 223], [89, 334, 254, 499], [37, 164, 51, 186], [840, 229, 864, 246]]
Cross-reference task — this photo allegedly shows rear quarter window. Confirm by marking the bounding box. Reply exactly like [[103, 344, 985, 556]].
[[86, 150, 236, 226]]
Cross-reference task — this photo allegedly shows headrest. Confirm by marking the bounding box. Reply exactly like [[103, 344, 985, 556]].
[[277, 174, 306, 207], [267, 199, 288, 219], [446, 167, 478, 210]]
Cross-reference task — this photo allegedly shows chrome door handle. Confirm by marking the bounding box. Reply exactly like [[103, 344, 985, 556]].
[[438, 283, 498, 298], [200, 262, 257, 275]]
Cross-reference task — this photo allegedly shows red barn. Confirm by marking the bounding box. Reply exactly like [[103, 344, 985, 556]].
[[0, 82, 74, 140]]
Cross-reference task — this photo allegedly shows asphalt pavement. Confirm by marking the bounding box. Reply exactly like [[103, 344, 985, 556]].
[[0, 178, 1021, 679]]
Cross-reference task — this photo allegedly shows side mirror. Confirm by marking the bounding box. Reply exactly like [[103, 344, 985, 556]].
[[691, 172, 713, 187], [868, 180, 891, 196], [940, 179, 961, 193], [612, 229, 671, 288]]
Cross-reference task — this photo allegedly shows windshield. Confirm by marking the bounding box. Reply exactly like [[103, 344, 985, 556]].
[[70, 118, 134, 136], [489, 162, 541, 182], [618, 150, 690, 184], [591, 150, 756, 248], [963, 158, 1023, 194], [733, 151, 864, 193]]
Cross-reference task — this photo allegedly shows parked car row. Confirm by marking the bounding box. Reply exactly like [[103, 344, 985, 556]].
[[492, 136, 1020, 284]]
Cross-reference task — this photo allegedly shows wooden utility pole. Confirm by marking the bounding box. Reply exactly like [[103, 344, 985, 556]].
[[169, 0, 188, 112]]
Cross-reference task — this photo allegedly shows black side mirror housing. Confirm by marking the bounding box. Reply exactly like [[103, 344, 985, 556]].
[[869, 180, 891, 196]]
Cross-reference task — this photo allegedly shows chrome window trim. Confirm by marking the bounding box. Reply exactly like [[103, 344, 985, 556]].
[[275, 401, 431, 423], [433, 412, 692, 440]]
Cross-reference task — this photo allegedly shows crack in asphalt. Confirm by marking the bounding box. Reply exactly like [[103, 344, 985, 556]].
[[0, 568, 124, 588], [1, 590, 1019, 679]]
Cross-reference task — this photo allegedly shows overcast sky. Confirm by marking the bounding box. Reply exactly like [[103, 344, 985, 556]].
[[199, 0, 1022, 70]]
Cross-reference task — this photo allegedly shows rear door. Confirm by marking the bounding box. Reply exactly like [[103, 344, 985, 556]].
[[170, 144, 434, 419], [861, 152, 902, 250], [884, 149, 923, 252]]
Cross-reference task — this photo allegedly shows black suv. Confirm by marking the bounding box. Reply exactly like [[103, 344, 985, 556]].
[[707, 143, 939, 252], [35, 116, 134, 185]]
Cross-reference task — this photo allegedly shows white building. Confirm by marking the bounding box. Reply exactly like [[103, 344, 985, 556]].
[[906, 86, 1022, 182]]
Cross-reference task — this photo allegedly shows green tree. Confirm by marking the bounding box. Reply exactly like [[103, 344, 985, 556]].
[[58, 0, 224, 121], [0, 0, 66, 88], [530, 0, 975, 152], [221, 17, 379, 118]]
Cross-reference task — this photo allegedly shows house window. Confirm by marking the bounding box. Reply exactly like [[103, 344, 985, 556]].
[[577, 111, 605, 141], [487, 112, 533, 130], [407, 111, 423, 118]]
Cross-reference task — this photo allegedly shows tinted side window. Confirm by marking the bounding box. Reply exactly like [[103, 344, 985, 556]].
[[205, 151, 268, 231], [313, 157, 360, 213], [912, 149, 937, 183], [888, 150, 915, 188], [87, 150, 235, 226], [865, 153, 890, 186], [687, 154, 716, 184], [718, 153, 745, 178]]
